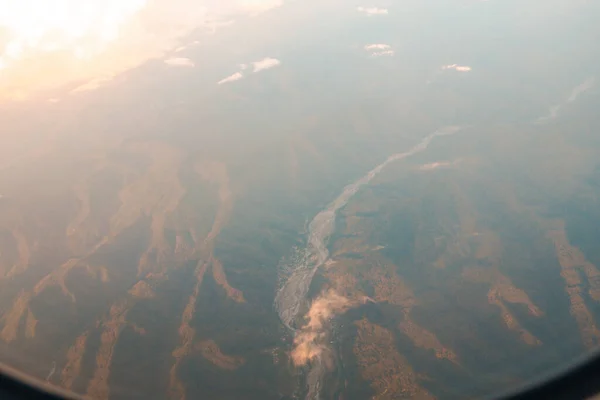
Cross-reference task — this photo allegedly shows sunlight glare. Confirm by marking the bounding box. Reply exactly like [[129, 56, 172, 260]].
[[0, 0, 148, 99], [0, 0, 281, 100], [0, 0, 147, 63]]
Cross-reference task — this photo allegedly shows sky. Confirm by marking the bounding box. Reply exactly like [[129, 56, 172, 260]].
[[0, 0, 282, 100]]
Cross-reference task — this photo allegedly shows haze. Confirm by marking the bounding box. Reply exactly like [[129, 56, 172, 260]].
[[0, 1, 599, 399], [0, 0, 280, 99]]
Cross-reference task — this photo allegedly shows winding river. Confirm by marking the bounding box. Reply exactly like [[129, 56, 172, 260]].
[[274, 126, 461, 398], [275, 126, 461, 329]]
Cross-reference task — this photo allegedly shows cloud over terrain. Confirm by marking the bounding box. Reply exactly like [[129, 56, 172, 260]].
[[357, 6, 388, 16], [217, 57, 281, 84], [164, 57, 195, 67]]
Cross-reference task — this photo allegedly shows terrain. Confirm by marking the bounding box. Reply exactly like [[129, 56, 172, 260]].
[[0, 0, 599, 399], [316, 97, 600, 398]]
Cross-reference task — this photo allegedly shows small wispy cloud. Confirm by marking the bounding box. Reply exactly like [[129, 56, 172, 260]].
[[164, 57, 195, 67], [535, 76, 596, 124], [419, 161, 452, 171], [70, 75, 113, 93], [217, 72, 244, 85], [237, 0, 283, 16], [371, 50, 394, 57], [567, 77, 596, 103], [174, 41, 200, 53], [418, 159, 462, 171], [216, 57, 281, 85], [364, 44, 390, 51], [442, 64, 472, 72], [364, 43, 394, 57], [252, 57, 281, 73], [357, 6, 388, 15]]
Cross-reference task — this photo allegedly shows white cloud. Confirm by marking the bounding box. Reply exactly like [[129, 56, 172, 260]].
[[364, 44, 391, 51], [364, 43, 394, 57], [420, 161, 452, 170], [567, 77, 596, 103], [442, 64, 472, 72], [418, 159, 463, 171], [357, 6, 389, 15], [237, 0, 283, 16], [216, 56, 280, 85], [213, 0, 282, 18], [164, 57, 194, 67], [217, 72, 244, 85], [371, 50, 394, 57], [252, 57, 281, 73], [70, 75, 114, 93], [174, 40, 201, 52], [535, 77, 596, 124]]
